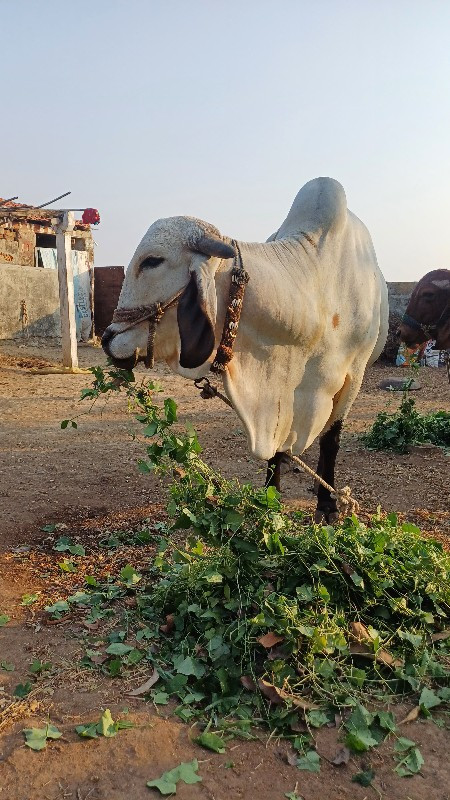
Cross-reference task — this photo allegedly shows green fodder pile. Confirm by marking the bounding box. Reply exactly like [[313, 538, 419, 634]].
[[56, 368, 449, 739], [361, 394, 450, 453]]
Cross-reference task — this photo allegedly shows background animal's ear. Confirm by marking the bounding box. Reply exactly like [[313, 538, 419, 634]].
[[177, 272, 216, 368]]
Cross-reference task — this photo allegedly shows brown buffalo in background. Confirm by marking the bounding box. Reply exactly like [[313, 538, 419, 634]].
[[399, 269, 450, 350]]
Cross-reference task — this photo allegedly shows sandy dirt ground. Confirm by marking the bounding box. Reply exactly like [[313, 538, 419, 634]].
[[0, 340, 449, 800]]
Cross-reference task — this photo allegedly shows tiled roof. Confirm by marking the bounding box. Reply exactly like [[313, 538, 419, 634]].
[[0, 198, 89, 230], [0, 198, 33, 209]]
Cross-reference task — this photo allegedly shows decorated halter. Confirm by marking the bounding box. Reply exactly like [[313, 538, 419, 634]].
[[111, 291, 183, 369], [401, 304, 450, 341], [110, 241, 249, 372], [210, 241, 249, 374]]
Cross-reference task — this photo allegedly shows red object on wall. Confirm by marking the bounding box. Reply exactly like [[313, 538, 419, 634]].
[[82, 208, 100, 225]]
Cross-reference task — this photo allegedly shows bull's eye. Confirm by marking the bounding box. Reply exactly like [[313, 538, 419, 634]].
[[140, 256, 164, 270], [421, 291, 434, 301]]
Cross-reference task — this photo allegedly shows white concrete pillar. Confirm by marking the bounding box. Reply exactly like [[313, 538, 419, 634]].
[[55, 211, 78, 368]]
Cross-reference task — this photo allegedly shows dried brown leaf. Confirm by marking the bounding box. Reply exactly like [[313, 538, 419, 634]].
[[349, 625, 402, 669], [286, 750, 298, 766], [160, 613, 175, 635], [240, 675, 257, 691], [430, 629, 450, 642], [257, 680, 318, 710], [89, 653, 107, 665], [267, 647, 287, 661], [127, 669, 159, 696], [257, 632, 285, 649], [399, 706, 420, 725], [376, 649, 403, 669], [349, 621, 371, 642], [332, 746, 350, 766]]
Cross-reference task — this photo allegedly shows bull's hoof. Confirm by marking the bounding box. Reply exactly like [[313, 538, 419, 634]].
[[314, 507, 339, 524]]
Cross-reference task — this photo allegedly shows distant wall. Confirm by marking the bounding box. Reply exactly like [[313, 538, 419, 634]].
[[94, 267, 125, 336], [0, 270, 417, 343], [387, 282, 416, 316], [0, 263, 61, 339]]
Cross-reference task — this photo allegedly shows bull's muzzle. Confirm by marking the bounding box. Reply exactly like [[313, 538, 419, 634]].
[[101, 326, 139, 370]]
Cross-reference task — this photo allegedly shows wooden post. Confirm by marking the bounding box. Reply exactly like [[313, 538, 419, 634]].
[[55, 211, 78, 368]]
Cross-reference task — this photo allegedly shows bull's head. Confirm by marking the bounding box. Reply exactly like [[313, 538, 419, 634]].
[[102, 217, 235, 372], [399, 269, 450, 350]]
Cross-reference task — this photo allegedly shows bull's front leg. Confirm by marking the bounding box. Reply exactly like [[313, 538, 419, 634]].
[[265, 452, 284, 492], [315, 420, 342, 524]]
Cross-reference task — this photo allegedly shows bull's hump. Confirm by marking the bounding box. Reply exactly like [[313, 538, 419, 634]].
[[276, 177, 348, 240]]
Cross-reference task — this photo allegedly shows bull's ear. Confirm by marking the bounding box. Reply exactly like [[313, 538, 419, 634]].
[[177, 272, 216, 368]]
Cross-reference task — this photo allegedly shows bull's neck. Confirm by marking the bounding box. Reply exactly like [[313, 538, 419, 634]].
[[214, 236, 320, 344]]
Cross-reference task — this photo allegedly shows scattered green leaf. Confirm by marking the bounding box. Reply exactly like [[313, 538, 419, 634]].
[[147, 759, 202, 794]]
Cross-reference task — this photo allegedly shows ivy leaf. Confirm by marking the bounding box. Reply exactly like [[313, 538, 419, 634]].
[[164, 398, 178, 424], [98, 708, 117, 737], [147, 759, 202, 794], [419, 687, 442, 715], [14, 682, 32, 697], [224, 510, 244, 531], [173, 655, 205, 678], [21, 593, 39, 606], [350, 572, 364, 588], [105, 643, 134, 656], [29, 659, 52, 675], [75, 722, 99, 738], [306, 710, 330, 728], [398, 629, 423, 649], [152, 691, 170, 705], [395, 744, 424, 777], [58, 560, 77, 573], [376, 711, 397, 732], [296, 750, 321, 772], [68, 543, 85, 555], [45, 600, 70, 618], [395, 737, 417, 752], [120, 564, 142, 586], [23, 728, 48, 751], [352, 769, 375, 786], [344, 704, 377, 752], [194, 731, 225, 753], [23, 724, 62, 750], [45, 725, 62, 739]]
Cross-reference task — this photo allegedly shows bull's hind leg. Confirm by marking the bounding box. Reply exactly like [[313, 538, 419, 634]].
[[314, 370, 365, 524], [315, 421, 342, 523]]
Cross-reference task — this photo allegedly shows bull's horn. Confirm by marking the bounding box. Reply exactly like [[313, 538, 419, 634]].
[[192, 235, 235, 260]]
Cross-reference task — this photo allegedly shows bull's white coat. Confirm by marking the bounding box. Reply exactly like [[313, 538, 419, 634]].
[[108, 178, 388, 461]]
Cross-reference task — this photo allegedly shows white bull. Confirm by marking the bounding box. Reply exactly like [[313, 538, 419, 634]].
[[102, 177, 388, 521]]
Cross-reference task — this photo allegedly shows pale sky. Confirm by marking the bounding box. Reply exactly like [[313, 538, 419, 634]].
[[2, 0, 450, 280]]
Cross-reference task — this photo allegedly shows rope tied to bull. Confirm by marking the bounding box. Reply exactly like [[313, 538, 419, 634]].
[[288, 453, 360, 517]]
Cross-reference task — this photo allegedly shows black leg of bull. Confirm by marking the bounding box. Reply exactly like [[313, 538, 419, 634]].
[[313, 449, 325, 495], [315, 420, 342, 523], [265, 452, 284, 492]]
